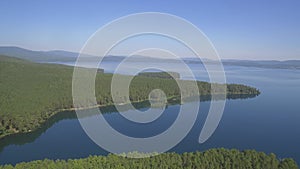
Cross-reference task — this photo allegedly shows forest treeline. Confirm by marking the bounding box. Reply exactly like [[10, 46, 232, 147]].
[[0, 55, 260, 139], [0, 148, 298, 169], [137, 71, 181, 79]]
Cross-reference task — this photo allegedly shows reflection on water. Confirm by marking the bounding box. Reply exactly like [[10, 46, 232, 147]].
[[0, 94, 257, 154]]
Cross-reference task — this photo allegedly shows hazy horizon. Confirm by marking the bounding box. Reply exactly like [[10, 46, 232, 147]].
[[1, 45, 300, 61]]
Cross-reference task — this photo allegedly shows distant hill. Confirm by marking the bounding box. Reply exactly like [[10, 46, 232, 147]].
[[0, 46, 184, 64], [0, 46, 299, 70], [0, 46, 79, 62], [0, 46, 167, 63]]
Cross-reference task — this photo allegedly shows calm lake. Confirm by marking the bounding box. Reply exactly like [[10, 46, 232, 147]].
[[0, 61, 300, 165]]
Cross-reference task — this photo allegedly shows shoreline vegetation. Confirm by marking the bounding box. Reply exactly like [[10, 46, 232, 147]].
[[0, 149, 298, 169], [0, 55, 260, 140]]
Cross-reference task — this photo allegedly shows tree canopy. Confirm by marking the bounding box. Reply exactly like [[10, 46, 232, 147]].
[[0, 149, 298, 169]]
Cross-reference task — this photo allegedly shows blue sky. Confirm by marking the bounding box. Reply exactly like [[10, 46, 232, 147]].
[[0, 0, 299, 60]]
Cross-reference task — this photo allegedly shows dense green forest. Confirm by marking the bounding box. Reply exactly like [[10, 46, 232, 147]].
[[138, 71, 181, 79], [0, 149, 298, 169], [0, 55, 260, 139]]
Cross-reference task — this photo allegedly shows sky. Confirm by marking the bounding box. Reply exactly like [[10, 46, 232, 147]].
[[0, 0, 299, 60]]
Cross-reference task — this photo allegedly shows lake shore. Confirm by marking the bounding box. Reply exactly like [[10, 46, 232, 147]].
[[0, 95, 181, 140], [0, 93, 259, 140]]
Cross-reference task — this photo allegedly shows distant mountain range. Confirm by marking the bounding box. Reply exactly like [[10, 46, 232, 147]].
[[0, 46, 176, 63], [0, 46, 299, 70], [0, 46, 79, 62]]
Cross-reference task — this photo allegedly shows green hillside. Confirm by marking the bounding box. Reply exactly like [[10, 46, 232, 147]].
[[0, 55, 260, 139]]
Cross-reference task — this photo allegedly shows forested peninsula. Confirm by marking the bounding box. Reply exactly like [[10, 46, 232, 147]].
[[0, 55, 260, 139]]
